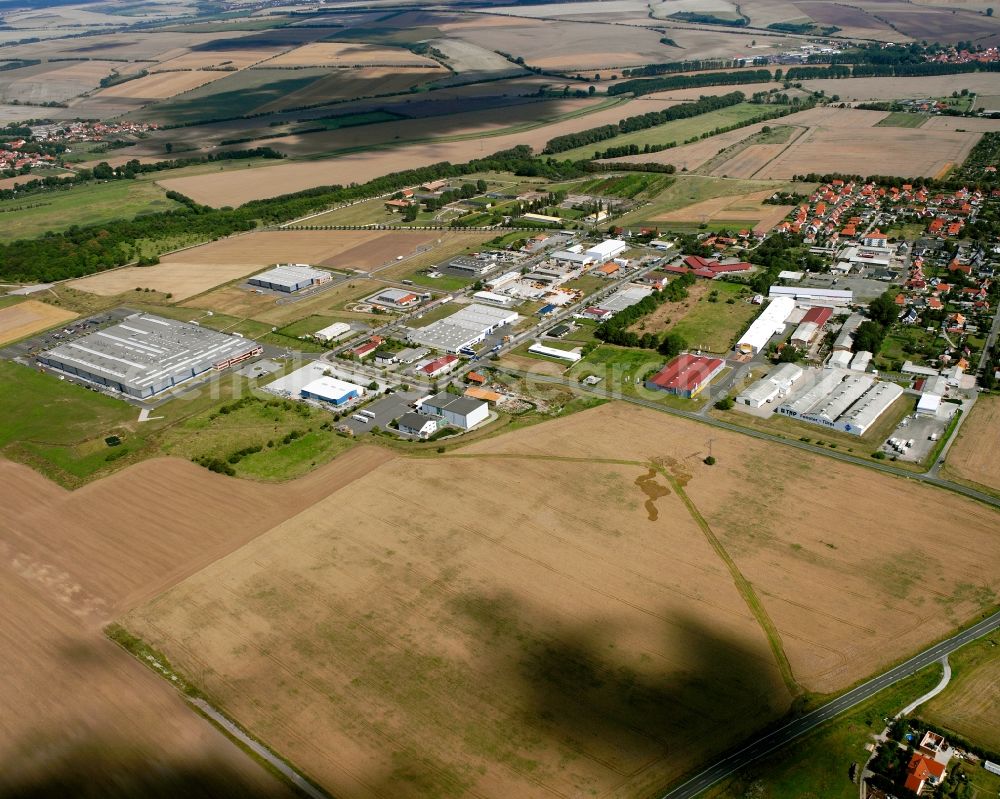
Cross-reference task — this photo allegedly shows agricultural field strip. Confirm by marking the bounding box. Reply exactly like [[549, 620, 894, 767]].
[[492, 367, 1000, 510], [442, 450, 799, 694]]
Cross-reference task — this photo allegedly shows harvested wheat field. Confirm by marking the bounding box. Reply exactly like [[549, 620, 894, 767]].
[[755, 124, 980, 179], [96, 69, 228, 99], [157, 95, 677, 205], [0, 299, 76, 345], [154, 47, 285, 71], [943, 395, 1000, 494], [798, 73, 1000, 102], [266, 41, 441, 67], [0, 446, 392, 794], [68, 260, 266, 301], [252, 66, 445, 112], [185, 278, 379, 324], [464, 403, 1000, 693], [122, 449, 792, 799]]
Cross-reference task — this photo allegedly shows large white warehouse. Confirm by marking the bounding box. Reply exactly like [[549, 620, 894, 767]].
[[736, 296, 795, 354]]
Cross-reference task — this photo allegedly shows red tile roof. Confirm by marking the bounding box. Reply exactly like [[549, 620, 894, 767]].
[[802, 306, 832, 325], [647, 354, 724, 393]]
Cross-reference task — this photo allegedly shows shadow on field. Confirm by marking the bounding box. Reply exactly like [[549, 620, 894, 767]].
[[448, 590, 791, 785], [0, 745, 297, 799]]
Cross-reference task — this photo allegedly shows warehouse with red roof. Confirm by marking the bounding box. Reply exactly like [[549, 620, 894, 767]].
[[644, 353, 725, 398]]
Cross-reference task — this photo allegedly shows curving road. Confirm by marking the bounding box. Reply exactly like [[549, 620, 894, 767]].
[[659, 610, 1000, 799]]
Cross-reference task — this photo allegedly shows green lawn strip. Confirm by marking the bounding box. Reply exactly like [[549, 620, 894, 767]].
[[0, 180, 182, 241], [701, 664, 944, 799], [875, 111, 928, 128]]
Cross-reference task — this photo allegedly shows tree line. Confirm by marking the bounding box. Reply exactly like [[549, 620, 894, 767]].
[[594, 273, 696, 350], [543, 92, 746, 153], [0, 146, 589, 283]]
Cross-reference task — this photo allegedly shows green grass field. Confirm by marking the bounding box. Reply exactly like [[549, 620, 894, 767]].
[[555, 103, 791, 161], [875, 112, 928, 128], [667, 283, 758, 353], [0, 181, 181, 241], [702, 664, 944, 799]]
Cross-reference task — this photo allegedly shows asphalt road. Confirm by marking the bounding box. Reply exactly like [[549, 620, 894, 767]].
[[496, 369, 1000, 510], [658, 609, 1000, 799]]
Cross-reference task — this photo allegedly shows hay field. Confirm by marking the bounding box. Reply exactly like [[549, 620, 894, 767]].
[[0, 447, 391, 793], [123, 451, 792, 799], [943, 395, 1000, 494], [157, 95, 678, 205], [266, 41, 441, 67], [0, 300, 77, 345], [96, 69, 228, 100], [464, 403, 1000, 693]]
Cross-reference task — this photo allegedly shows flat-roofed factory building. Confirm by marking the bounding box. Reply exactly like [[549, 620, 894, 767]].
[[249, 264, 332, 293], [38, 313, 261, 399]]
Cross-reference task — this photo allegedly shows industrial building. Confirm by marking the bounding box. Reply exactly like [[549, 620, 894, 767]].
[[833, 313, 865, 351], [584, 239, 628, 261], [776, 368, 903, 435], [448, 255, 497, 276], [769, 285, 853, 307], [737, 362, 804, 407], [472, 290, 518, 307], [421, 392, 489, 429], [598, 284, 654, 314], [371, 288, 420, 308], [528, 343, 582, 362], [736, 296, 795, 354], [300, 376, 364, 406], [645, 353, 725, 398], [248, 264, 332, 293], [850, 350, 872, 372], [38, 313, 261, 399], [790, 306, 833, 349], [396, 412, 439, 439], [407, 304, 518, 353], [314, 321, 352, 342], [420, 354, 459, 378]]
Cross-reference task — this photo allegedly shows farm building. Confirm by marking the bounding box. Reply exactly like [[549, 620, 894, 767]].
[[249, 264, 331, 293], [737, 362, 803, 407], [644, 353, 725, 398], [528, 343, 582, 362], [421, 354, 459, 378], [314, 321, 351, 342], [38, 313, 261, 399], [421, 392, 489, 429], [585, 239, 628, 260], [769, 286, 852, 307], [407, 304, 518, 353], [300, 376, 364, 406], [736, 296, 795, 354], [396, 412, 438, 439]]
